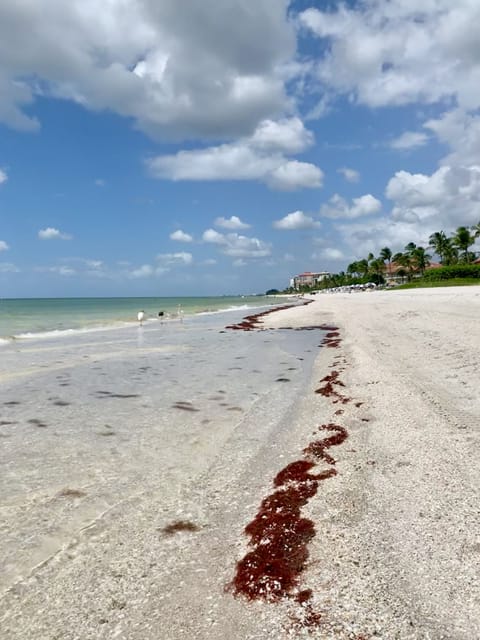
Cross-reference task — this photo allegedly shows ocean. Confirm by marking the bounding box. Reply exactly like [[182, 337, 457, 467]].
[[0, 295, 286, 343]]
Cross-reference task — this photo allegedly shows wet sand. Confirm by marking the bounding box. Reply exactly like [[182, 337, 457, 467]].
[[0, 288, 479, 639]]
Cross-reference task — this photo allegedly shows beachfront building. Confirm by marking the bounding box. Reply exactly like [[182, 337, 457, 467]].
[[384, 261, 442, 283], [292, 271, 330, 290]]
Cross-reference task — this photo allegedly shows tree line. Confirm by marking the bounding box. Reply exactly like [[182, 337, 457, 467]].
[[304, 223, 480, 291]]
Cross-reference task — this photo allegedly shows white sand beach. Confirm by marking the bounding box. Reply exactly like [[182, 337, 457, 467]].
[[1, 287, 479, 639]]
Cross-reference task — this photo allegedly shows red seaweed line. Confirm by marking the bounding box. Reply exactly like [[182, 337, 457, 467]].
[[226, 316, 365, 630], [225, 301, 313, 331], [228, 423, 348, 603]]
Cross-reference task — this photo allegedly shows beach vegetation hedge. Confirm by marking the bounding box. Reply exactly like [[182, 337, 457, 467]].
[[421, 264, 480, 280], [396, 277, 480, 289]]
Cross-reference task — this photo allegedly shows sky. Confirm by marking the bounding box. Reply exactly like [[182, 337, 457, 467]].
[[1, 0, 480, 297]]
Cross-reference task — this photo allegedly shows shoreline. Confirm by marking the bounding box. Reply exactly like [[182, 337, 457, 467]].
[[1, 287, 479, 638], [0, 295, 296, 344]]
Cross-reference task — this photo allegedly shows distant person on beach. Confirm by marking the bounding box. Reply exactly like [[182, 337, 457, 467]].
[[137, 310, 145, 325]]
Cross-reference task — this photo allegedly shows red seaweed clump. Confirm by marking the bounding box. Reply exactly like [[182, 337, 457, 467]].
[[315, 371, 350, 404], [229, 423, 348, 602], [304, 424, 348, 464], [225, 301, 313, 331], [320, 325, 342, 348]]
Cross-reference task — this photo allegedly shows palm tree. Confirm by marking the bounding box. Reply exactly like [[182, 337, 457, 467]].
[[404, 242, 417, 255], [452, 226, 475, 262], [380, 246, 393, 275], [429, 231, 450, 263], [472, 221, 480, 240], [393, 251, 414, 280], [369, 258, 386, 283], [443, 241, 459, 265], [347, 261, 360, 278], [357, 259, 369, 278], [411, 246, 431, 276]]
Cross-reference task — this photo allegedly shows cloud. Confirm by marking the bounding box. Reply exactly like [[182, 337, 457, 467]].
[[0, 240, 9, 251], [265, 160, 323, 191], [337, 167, 360, 183], [129, 264, 154, 278], [202, 229, 225, 244], [127, 253, 193, 279], [85, 259, 103, 269], [214, 216, 250, 230], [320, 248, 345, 260], [170, 230, 193, 242], [300, 2, 480, 111], [202, 228, 271, 258], [424, 109, 480, 167], [94, 178, 106, 187], [386, 165, 480, 228], [328, 163, 480, 261], [0, 169, 8, 184], [0, 1, 295, 139], [320, 194, 382, 219], [249, 117, 314, 154], [35, 265, 76, 276], [0, 262, 19, 273], [273, 210, 321, 230], [312, 247, 345, 261], [335, 218, 429, 260], [156, 251, 193, 265], [147, 117, 323, 191], [390, 131, 429, 150], [38, 227, 72, 240]]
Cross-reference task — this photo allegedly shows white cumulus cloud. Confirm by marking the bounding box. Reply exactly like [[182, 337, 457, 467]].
[[390, 131, 429, 150], [337, 167, 360, 183], [0, 240, 9, 251], [249, 117, 314, 154], [265, 160, 323, 191], [38, 227, 72, 240], [300, 1, 480, 111], [202, 229, 271, 258], [147, 117, 323, 191], [129, 264, 154, 278], [0, 169, 8, 184], [273, 210, 321, 230], [170, 230, 193, 243], [214, 216, 250, 230], [320, 194, 382, 219], [0, 1, 295, 139], [156, 251, 193, 265], [386, 165, 480, 228], [202, 229, 225, 244]]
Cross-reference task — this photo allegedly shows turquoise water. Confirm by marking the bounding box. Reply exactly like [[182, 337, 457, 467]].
[[0, 296, 285, 342]]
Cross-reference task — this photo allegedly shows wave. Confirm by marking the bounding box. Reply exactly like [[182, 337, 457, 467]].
[[0, 320, 137, 345]]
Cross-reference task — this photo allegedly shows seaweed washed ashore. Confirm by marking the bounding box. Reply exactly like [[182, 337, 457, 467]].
[[224, 303, 368, 633]]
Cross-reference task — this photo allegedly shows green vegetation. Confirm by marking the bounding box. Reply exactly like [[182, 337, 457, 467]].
[[396, 278, 480, 289], [422, 264, 480, 280], [300, 222, 480, 291]]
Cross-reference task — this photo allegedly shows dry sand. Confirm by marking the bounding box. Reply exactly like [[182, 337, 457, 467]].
[[1, 287, 479, 639]]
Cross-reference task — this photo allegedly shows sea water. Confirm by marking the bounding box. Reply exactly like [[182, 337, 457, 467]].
[[0, 296, 285, 343]]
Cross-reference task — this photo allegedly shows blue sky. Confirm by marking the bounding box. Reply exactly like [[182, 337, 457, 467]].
[[1, 0, 480, 297]]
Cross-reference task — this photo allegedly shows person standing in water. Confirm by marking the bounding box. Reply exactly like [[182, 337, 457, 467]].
[[137, 310, 145, 325]]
